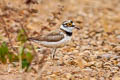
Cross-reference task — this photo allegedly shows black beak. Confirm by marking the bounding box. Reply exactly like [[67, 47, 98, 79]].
[[75, 26, 80, 30]]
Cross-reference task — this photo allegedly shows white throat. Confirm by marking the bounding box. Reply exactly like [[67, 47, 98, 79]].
[[60, 25, 74, 33]]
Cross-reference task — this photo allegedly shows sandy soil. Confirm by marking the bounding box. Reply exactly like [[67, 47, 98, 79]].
[[0, 0, 120, 80]]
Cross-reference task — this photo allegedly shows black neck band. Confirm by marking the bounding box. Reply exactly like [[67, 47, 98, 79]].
[[60, 28, 72, 36], [65, 31, 72, 36]]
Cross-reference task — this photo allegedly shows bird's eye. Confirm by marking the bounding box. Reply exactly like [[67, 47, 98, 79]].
[[66, 23, 72, 27]]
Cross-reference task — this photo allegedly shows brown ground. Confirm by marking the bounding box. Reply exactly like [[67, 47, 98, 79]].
[[0, 0, 120, 80]]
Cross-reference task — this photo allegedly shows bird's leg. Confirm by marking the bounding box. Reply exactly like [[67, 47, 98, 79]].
[[51, 48, 57, 59]]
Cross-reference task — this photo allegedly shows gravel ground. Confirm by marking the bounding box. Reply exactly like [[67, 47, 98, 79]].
[[0, 0, 120, 80]]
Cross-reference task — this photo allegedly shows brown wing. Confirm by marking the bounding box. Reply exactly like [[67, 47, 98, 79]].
[[29, 30, 64, 42]]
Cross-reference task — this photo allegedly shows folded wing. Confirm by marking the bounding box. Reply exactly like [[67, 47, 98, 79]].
[[28, 30, 64, 42]]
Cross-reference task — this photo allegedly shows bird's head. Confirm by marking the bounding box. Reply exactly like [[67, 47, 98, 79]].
[[60, 20, 79, 33]]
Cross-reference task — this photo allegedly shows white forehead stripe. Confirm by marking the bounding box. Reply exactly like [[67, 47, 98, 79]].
[[63, 20, 72, 24]]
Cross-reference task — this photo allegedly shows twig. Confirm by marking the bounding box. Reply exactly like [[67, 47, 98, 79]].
[[25, 0, 38, 4], [19, 43, 25, 72], [19, 21, 39, 64], [36, 62, 49, 80], [0, 16, 18, 54], [36, 49, 50, 80]]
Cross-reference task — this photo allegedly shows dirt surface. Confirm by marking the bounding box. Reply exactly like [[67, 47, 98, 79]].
[[0, 0, 120, 80]]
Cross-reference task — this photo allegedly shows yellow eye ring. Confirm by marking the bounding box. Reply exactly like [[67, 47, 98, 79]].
[[67, 23, 72, 27]]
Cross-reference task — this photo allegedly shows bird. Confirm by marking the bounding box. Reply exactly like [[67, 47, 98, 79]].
[[28, 20, 79, 59]]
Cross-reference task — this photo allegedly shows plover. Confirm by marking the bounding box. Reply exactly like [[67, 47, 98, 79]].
[[28, 20, 79, 58]]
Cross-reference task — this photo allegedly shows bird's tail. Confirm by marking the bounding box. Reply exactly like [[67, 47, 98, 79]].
[[27, 37, 34, 41], [27, 37, 41, 43]]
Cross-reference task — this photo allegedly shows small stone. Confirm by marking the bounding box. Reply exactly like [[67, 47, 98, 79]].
[[117, 62, 120, 67], [116, 35, 120, 40]]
